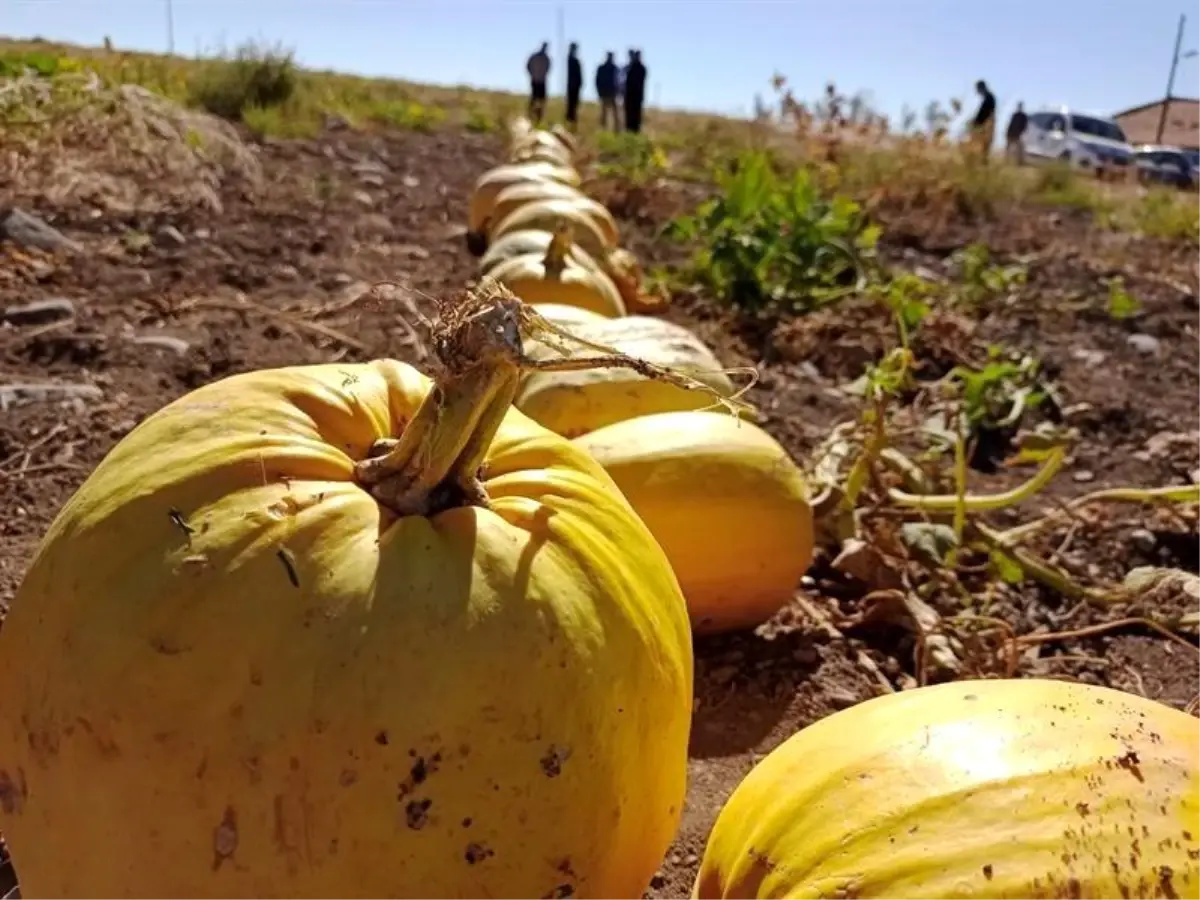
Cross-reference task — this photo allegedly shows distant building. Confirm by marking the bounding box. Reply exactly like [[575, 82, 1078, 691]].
[[1113, 97, 1199, 150]]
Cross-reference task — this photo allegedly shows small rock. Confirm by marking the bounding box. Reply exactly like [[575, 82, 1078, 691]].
[[1070, 347, 1106, 367], [155, 224, 186, 247], [1073, 470, 1096, 483], [1129, 528, 1157, 554], [1, 207, 82, 252], [356, 172, 386, 187], [1126, 333, 1161, 355], [0, 382, 103, 411], [683, 853, 699, 867], [402, 175, 420, 188], [394, 243, 431, 260], [129, 334, 191, 356], [824, 686, 860, 709], [350, 158, 389, 176], [351, 190, 375, 207], [331, 272, 356, 286], [194, 228, 212, 240], [2, 297, 76, 325]]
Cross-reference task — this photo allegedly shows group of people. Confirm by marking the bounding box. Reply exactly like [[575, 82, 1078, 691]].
[[525, 43, 648, 134], [967, 78, 1030, 165]]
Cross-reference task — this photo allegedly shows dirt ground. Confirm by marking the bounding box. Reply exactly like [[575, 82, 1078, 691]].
[[1, 122, 1197, 898]]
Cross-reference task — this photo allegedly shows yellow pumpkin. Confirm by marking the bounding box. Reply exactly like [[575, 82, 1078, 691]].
[[574, 411, 813, 633], [519, 318, 736, 439], [482, 230, 659, 316], [549, 124, 580, 156], [490, 197, 619, 263], [488, 181, 599, 240], [693, 678, 1200, 900], [486, 225, 626, 318], [529, 302, 612, 331], [480, 228, 606, 281], [466, 162, 581, 255], [510, 131, 575, 168], [0, 291, 693, 899]]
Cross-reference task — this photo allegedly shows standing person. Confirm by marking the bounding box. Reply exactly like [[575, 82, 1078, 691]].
[[595, 51, 619, 131], [968, 79, 996, 162], [623, 49, 647, 135], [565, 42, 583, 128], [1005, 101, 1028, 165], [526, 42, 551, 125]]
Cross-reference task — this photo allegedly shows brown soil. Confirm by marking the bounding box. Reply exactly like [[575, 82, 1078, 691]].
[[2, 123, 1197, 900]]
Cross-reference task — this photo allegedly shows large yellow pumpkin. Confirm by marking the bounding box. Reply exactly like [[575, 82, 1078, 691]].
[[479, 229, 652, 313], [510, 131, 575, 168], [693, 678, 1200, 900], [481, 228, 605, 280], [0, 292, 693, 899], [466, 162, 581, 254], [485, 225, 626, 319], [488, 182, 605, 242], [490, 197, 618, 263], [574, 411, 813, 633], [519, 318, 735, 438], [528, 302, 612, 331]]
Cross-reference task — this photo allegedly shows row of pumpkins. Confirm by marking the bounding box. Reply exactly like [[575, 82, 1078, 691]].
[[463, 117, 816, 637], [0, 119, 1192, 900]]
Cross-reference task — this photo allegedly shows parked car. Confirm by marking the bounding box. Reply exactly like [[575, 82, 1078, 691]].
[[1132, 145, 1197, 189], [1021, 108, 1134, 174], [1184, 148, 1200, 179]]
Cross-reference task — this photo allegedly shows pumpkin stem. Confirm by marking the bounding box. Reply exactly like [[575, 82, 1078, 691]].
[[354, 284, 525, 517], [542, 220, 573, 278]]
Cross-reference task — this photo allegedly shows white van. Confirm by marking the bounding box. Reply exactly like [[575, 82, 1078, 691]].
[[1021, 107, 1134, 173]]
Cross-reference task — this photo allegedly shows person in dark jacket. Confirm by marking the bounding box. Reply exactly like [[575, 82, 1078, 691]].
[[623, 49, 647, 135], [969, 79, 996, 162], [526, 42, 551, 124], [1005, 101, 1028, 165], [565, 42, 583, 127], [595, 52, 619, 131]]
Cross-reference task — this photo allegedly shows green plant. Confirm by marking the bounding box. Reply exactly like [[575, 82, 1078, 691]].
[[187, 41, 297, 122], [464, 103, 497, 133], [1105, 276, 1142, 320], [667, 150, 879, 313], [363, 98, 445, 132], [947, 349, 1046, 435], [594, 132, 669, 186], [952, 242, 1026, 307]]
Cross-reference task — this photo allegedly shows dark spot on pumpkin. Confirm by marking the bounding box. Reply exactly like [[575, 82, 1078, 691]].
[[289, 756, 300, 772], [465, 842, 494, 864], [375, 730, 389, 746], [339, 769, 357, 787], [1115, 749, 1144, 783], [211, 806, 238, 871], [542, 884, 574, 898], [411, 752, 441, 785], [1075, 802, 1090, 817], [461, 817, 473, 828], [1151, 865, 1179, 899], [1065, 876, 1082, 898], [556, 858, 577, 877], [405, 798, 432, 829], [982, 864, 993, 880], [540, 745, 570, 777], [194, 756, 208, 780], [963, 693, 978, 701], [0, 769, 26, 815]]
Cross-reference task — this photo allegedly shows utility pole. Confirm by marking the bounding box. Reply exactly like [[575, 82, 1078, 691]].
[[166, 0, 175, 55], [556, 4, 565, 94], [1156, 13, 1187, 144]]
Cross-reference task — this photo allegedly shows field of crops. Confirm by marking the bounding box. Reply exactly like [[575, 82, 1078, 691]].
[[1, 40, 1198, 899]]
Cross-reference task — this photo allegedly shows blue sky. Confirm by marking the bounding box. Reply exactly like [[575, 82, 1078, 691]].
[[8, 0, 1200, 126]]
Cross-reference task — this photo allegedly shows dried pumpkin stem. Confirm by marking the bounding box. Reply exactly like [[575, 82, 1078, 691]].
[[355, 281, 759, 516], [542, 220, 574, 279], [354, 288, 524, 517]]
